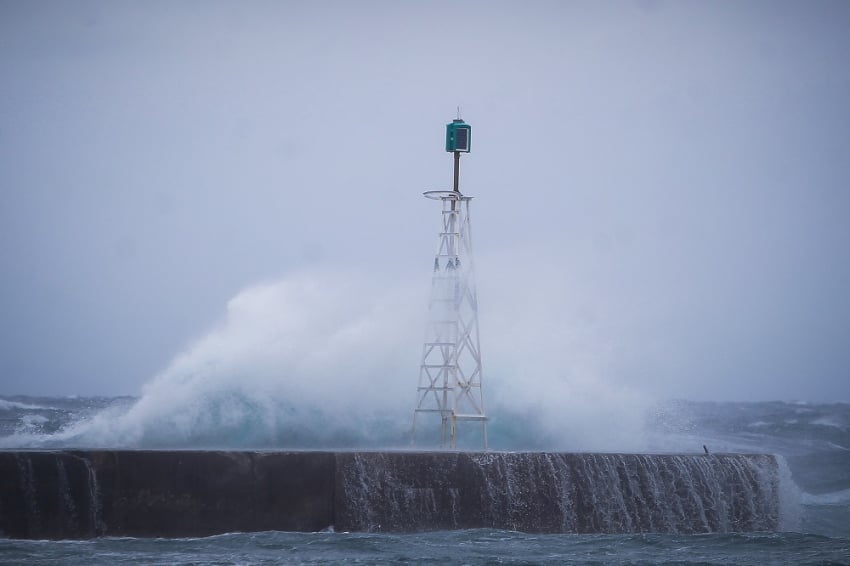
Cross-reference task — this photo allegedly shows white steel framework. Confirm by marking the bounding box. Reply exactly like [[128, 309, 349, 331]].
[[412, 190, 488, 449]]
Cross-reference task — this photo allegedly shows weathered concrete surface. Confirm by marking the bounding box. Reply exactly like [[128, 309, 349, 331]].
[[334, 452, 780, 534], [0, 451, 780, 539], [1, 451, 335, 539]]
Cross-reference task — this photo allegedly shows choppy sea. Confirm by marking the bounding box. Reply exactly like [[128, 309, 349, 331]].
[[1, 396, 849, 565]]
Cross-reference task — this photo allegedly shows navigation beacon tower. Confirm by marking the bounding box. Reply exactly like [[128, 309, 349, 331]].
[[412, 117, 488, 449]]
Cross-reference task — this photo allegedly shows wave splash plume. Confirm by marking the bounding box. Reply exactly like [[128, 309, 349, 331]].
[[3, 268, 649, 451]]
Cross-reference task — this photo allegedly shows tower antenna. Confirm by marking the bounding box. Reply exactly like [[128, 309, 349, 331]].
[[412, 116, 487, 449]]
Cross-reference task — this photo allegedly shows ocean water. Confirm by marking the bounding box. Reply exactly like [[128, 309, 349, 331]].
[[1, 529, 848, 565], [1, 397, 849, 565]]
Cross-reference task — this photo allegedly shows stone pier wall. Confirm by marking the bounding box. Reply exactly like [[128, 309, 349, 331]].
[[0, 451, 779, 539]]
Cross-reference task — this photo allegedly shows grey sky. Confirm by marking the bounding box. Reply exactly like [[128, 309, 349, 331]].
[[1, 0, 849, 402]]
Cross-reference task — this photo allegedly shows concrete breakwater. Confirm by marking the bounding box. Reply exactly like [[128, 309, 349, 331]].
[[0, 451, 780, 539]]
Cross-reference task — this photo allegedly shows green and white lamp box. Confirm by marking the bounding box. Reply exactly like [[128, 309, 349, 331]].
[[445, 119, 471, 153]]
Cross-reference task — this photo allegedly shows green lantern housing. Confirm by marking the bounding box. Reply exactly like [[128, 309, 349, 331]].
[[445, 119, 471, 153]]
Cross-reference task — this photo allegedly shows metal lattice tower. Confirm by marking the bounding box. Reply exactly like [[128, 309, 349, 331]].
[[412, 117, 487, 449]]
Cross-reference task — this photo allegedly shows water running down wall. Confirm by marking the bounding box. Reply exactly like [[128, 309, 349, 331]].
[[0, 451, 779, 539]]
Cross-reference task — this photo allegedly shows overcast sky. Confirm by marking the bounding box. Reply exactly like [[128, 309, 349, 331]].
[[1, 0, 848, 402]]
